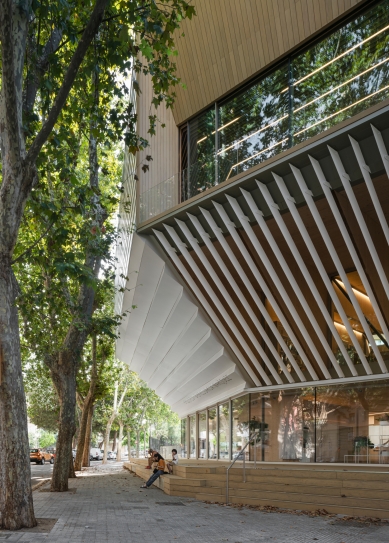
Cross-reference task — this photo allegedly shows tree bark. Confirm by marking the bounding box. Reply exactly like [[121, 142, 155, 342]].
[[49, 355, 77, 491], [82, 404, 93, 467], [112, 430, 117, 452], [0, 267, 36, 530], [74, 335, 97, 471], [136, 429, 140, 458], [127, 427, 132, 458], [117, 421, 124, 462], [0, 0, 110, 523]]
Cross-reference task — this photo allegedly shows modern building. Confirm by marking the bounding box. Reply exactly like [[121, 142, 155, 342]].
[[116, 0, 389, 467]]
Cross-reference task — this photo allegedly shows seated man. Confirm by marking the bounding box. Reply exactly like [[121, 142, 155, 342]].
[[167, 448, 178, 474], [145, 448, 157, 469], [140, 453, 166, 488]]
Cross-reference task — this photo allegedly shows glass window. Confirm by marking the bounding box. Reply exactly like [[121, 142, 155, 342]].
[[198, 411, 207, 459], [189, 414, 196, 458], [293, 1, 389, 144], [218, 402, 230, 459], [232, 395, 250, 461], [208, 408, 217, 459], [316, 380, 389, 464], [181, 108, 216, 200], [218, 65, 289, 181], [179, 0, 389, 204], [180, 418, 187, 458], [250, 389, 315, 462]]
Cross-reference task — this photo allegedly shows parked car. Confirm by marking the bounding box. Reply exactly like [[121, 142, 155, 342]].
[[72, 449, 76, 459], [89, 447, 103, 461], [30, 448, 54, 465], [107, 451, 117, 460]]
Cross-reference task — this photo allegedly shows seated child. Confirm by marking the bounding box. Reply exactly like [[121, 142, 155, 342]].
[[167, 448, 179, 474]]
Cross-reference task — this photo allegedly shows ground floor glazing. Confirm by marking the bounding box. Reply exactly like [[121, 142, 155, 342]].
[[180, 379, 389, 464]]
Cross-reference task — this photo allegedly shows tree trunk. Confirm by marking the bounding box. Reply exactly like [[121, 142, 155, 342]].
[[74, 396, 90, 471], [112, 430, 117, 452], [0, 266, 37, 530], [117, 421, 124, 462], [127, 427, 132, 458], [136, 429, 140, 458], [82, 403, 93, 467], [69, 449, 76, 478], [103, 422, 112, 464], [50, 356, 77, 491]]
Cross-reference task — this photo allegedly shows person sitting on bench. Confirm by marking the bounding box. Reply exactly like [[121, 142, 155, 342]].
[[140, 453, 166, 488]]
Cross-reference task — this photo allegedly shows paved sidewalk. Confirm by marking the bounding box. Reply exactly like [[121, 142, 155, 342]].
[[1, 463, 389, 542]]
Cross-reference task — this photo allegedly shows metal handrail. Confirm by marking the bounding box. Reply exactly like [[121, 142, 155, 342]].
[[226, 429, 259, 504]]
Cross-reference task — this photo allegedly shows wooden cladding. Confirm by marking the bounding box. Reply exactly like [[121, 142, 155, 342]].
[[172, 0, 366, 124]]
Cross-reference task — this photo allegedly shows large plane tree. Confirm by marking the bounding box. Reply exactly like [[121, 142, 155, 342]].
[[0, 0, 194, 530]]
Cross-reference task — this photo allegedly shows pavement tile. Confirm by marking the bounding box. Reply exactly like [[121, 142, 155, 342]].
[[2, 462, 389, 542]]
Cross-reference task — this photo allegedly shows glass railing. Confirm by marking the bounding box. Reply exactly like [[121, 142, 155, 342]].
[[140, 0, 389, 222], [139, 175, 179, 223]]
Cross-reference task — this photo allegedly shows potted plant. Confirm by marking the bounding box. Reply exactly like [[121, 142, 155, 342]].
[[378, 414, 389, 426], [354, 436, 374, 456]]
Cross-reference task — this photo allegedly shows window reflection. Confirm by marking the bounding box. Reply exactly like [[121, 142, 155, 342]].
[[198, 411, 207, 458], [181, 418, 187, 458], [316, 382, 389, 463], [179, 0, 389, 201], [249, 390, 315, 462], [189, 414, 196, 458], [218, 402, 230, 459], [208, 408, 217, 459], [232, 396, 250, 460]]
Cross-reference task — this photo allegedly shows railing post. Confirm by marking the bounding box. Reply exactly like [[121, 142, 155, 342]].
[[243, 453, 246, 483], [226, 467, 229, 504]]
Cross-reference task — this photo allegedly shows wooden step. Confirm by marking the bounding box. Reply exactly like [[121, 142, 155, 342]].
[[194, 493, 389, 519]]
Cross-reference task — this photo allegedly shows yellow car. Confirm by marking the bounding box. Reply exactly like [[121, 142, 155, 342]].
[[30, 448, 54, 465]]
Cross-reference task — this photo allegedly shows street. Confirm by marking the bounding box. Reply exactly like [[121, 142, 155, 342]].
[[30, 460, 104, 486]]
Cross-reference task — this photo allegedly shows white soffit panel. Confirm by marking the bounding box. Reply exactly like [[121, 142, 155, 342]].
[[171, 367, 247, 417], [116, 233, 247, 415]]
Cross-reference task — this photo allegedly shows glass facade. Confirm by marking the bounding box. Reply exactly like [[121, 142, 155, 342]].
[[218, 402, 230, 459], [232, 396, 250, 460], [182, 380, 389, 463], [189, 414, 196, 458], [180, 418, 187, 458], [208, 407, 217, 459], [180, 0, 389, 200], [198, 411, 207, 459]]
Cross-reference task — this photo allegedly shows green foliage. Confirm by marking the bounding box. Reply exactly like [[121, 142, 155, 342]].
[[39, 431, 57, 449], [24, 360, 60, 432]]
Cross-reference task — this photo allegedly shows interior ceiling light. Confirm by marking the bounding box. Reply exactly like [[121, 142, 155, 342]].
[[293, 23, 389, 87], [226, 138, 288, 179], [294, 84, 389, 137], [334, 321, 364, 337], [294, 57, 389, 113], [196, 117, 241, 144], [335, 279, 371, 301], [217, 115, 288, 155]]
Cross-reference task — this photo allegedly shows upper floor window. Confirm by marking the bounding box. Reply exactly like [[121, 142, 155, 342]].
[[180, 0, 389, 201]]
